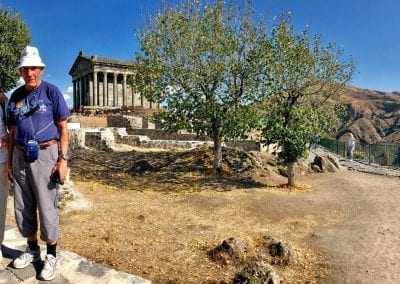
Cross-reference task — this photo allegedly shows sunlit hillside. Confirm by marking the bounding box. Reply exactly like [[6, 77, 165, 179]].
[[337, 85, 400, 144]]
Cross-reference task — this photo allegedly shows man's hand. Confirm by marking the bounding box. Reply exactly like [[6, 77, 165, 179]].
[[52, 159, 67, 183]]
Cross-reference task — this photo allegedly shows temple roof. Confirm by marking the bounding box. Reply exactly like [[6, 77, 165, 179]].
[[69, 51, 136, 77]]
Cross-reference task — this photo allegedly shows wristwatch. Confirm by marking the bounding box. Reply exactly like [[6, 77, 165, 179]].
[[59, 153, 70, 161]]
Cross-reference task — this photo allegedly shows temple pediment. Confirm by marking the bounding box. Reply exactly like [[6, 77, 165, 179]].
[[69, 52, 94, 77]]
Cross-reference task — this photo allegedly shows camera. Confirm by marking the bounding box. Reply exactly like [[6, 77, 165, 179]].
[[25, 140, 39, 162], [50, 171, 64, 185]]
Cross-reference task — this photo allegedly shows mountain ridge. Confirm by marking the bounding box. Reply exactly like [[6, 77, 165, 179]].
[[336, 85, 400, 144]]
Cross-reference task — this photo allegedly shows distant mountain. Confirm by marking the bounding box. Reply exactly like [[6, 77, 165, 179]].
[[336, 85, 400, 144]]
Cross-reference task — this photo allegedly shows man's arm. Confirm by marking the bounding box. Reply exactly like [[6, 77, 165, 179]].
[[56, 118, 69, 182]]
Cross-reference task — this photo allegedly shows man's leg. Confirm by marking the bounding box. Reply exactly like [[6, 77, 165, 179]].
[[13, 233, 41, 269]]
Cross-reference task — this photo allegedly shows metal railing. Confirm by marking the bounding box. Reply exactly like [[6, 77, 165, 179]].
[[319, 138, 400, 167]]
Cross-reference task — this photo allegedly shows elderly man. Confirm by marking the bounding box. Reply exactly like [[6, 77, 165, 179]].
[[6, 46, 70, 281]]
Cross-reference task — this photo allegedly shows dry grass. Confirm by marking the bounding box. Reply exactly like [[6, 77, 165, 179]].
[[58, 146, 333, 283]]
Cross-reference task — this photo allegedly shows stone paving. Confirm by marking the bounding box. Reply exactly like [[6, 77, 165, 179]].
[[0, 224, 151, 283], [339, 156, 400, 177]]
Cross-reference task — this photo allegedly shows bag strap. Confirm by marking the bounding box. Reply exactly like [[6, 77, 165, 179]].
[[29, 116, 54, 141]]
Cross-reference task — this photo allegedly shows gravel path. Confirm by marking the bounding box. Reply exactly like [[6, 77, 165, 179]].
[[295, 157, 400, 283], [340, 157, 400, 177]]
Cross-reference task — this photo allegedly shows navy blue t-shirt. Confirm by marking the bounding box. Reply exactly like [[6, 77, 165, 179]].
[[7, 81, 70, 146]]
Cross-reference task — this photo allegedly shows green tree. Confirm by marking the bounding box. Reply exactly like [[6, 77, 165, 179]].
[[0, 5, 30, 93], [133, 0, 270, 174], [260, 15, 354, 186]]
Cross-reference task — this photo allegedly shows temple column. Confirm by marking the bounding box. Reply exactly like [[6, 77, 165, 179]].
[[131, 77, 135, 107], [93, 71, 98, 106], [98, 72, 103, 106], [104, 71, 108, 106], [75, 78, 79, 109], [86, 74, 90, 105], [83, 75, 86, 106], [113, 73, 117, 106], [123, 74, 127, 106], [89, 73, 93, 106], [77, 78, 82, 109], [72, 80, 77, 111], [83, 76, 87, 105], [80, 76, 84, 106]]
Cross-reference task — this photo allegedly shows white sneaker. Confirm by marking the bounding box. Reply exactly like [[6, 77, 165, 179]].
[[39, 254, 59, 281], [13, 247, 41, 269]]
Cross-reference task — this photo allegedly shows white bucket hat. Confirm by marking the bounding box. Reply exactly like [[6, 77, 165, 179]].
[[17, 46, 46, 68]]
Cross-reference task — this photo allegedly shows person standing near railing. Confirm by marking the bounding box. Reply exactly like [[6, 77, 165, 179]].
[[348, 133, 356, 160]]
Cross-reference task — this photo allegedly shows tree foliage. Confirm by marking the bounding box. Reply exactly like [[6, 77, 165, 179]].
[[133, 0, 271, 173], [260, 15, 354, 185], [0, 5, 30, 93]]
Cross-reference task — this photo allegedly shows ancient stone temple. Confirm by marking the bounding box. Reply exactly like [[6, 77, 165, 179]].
[[69, 51, 158, 112]]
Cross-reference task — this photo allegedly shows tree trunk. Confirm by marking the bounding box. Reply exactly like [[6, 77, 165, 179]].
[[287, 162, 295, 186], [213, 134, 223, 175]]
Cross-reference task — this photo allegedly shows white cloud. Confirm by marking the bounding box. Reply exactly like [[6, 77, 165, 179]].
[[63, 87, 73, 107]]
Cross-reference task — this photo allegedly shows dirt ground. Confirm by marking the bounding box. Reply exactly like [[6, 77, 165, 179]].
[[50, 116, 400, 282], [296, 170, 400, 283], [58, 152, 400, 283]]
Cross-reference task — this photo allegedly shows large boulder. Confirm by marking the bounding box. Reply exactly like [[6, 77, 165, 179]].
[[128, 159, 158, 175], [306, 147, 342, 173], [262, 235, 294, 265], [208, 237, 248, 265], [233, 259, 280, 284]]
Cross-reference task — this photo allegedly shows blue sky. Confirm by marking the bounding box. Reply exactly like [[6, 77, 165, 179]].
[[2, 0, 400, 106]]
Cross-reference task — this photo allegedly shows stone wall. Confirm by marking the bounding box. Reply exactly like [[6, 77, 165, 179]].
[[68, 127, 260, 152], [68, 127, 208, 151], [127, 129, 207, 141], [105, 115, 261, 151], [69, 113, 261, 152], [107, 115, 156, 129], [225, 141, 261, 152]]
